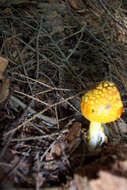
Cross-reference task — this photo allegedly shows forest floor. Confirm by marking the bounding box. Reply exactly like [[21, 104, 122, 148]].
[[0, 0, 127, 189]]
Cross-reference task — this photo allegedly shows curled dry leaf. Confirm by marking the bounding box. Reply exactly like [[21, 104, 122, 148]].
[[0, 56, 10, 104], [0, 56, 8, 80], [0, 78, 10, 103]]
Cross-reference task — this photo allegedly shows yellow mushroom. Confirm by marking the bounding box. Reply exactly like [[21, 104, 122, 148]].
[[80, 81, 123, 149]]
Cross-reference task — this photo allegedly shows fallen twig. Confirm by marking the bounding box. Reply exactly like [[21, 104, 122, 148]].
[[10, 95, 57, 126]]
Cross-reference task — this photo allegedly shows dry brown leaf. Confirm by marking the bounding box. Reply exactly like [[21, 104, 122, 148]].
[[74, 174, 88, 190], [69, 0, 85, 10], [66, 122, 81, 142], [0, 78, 10, 103], [0, 57, 10, 103], [74, 144, 127, 190], [45, 143, 62, 161], [74, 167, 127, 190], [90, 171, 127, 190], [111, 160, 127, 175], [0, 56, 8, 80], [66, 121, 81, 152]]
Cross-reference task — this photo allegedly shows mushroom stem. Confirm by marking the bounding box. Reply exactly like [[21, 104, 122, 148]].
[[88, 121, 107, 148]]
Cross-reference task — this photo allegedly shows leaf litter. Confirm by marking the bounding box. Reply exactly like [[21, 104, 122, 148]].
[[0, 0, 127, 189]]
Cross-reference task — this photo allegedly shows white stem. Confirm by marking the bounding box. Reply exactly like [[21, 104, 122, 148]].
[[88, 121, 106, 149]]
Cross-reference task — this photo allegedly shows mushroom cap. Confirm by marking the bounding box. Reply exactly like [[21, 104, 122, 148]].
[[81, 81, 123, 123]]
